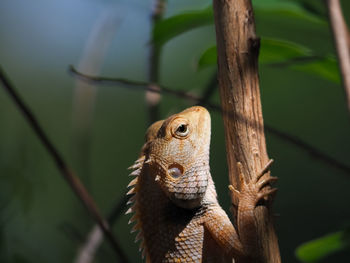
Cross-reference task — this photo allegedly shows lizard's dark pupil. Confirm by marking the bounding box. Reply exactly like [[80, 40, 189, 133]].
[[177, 125, 187, 133]]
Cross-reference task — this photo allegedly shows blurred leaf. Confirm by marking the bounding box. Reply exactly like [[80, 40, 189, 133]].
[[198, 46, 216, 69], [259, 38, 312, 63], [292, 56, 340, 84], [152, 7, 213, 47], [152, 1, 326, 48], [197, 40, 340, 84], [253, 1, 327, 25], [292, 0, 327, 18], [197, 38, 312, 69], [295, 231, 349, 263]]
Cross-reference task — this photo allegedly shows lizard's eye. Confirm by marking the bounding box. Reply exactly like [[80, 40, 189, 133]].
[[175, 124, 189, 137], [170, 117, 190, 139]]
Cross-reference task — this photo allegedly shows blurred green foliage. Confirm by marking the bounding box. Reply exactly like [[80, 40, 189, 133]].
[[0, 0, 350, 262], [198, 39, 312, 67], [296, 229, 350, 263]]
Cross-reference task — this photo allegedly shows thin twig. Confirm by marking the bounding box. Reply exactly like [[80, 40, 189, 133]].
[[326, 0, 350, 113], [146, 0, 168, 124], [0, 67, 129, 263], [69, 65, 201, 103], [69, 66, 350, 176], [265, 126, 350, 174]]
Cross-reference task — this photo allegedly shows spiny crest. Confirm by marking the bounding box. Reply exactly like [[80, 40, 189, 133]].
[[125, 118, 163, 260], [128, 156, 145, 170], [126, 156, 146, 258]]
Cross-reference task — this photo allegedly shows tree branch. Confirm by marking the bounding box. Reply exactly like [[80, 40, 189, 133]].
[[265, 125, 350, 175], [0, 67, 129, 263], [212, 0, 281, 262], [326, 0, 350, 113], [146, 0, 167, 124], [69, 65, 350, 176], [69, 65, 201, 103]]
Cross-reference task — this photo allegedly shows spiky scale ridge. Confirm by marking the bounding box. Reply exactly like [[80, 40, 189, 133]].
[[126, 156, 147, 259], [127, 177, 138, 187]]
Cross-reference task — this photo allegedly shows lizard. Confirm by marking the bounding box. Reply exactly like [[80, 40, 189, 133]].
[[126, 106, 277, 263]]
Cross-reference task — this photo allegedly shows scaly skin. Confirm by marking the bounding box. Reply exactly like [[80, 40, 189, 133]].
[[126, 106, 276, 263]]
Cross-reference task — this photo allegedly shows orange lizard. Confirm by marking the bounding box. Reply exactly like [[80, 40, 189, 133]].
[[126, 106, 277, 262]]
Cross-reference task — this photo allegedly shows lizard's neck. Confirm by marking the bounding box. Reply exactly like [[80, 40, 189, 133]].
[[132, 161, 219, 261], [136, 164, 174, 215], [135, 161, 218, 220]]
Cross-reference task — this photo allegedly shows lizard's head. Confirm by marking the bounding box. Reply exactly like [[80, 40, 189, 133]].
[[144, 106, 211, 209]]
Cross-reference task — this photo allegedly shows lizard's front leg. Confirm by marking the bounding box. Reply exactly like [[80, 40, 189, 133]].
[[229, 159, 277, 258]]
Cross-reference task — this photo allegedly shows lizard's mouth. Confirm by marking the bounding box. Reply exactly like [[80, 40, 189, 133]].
[[169, 195, 204, 210]]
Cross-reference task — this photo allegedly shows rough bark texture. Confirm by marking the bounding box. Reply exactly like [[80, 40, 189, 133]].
[[212, 0, 281, 262]]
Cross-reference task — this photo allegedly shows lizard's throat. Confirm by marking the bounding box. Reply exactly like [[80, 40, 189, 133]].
[[162, 163, 210, 210]]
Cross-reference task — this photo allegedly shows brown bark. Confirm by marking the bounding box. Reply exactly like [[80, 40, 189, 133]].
[[326, 0, 350, 113], [212, 0, 281, 262]]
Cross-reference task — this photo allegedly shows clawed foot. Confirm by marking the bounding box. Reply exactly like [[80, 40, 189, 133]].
[[229, 159, 278, 208]]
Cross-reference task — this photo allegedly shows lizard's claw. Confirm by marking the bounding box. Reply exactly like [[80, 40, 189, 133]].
[[257, 176, 278, 191], [228, 184, 241, 207], [228, 184, 240, 196], [254, 159, 278, 205], [228, 162, 246, 205], [255, 159, 274, 182], [229, 159, 277, 208]]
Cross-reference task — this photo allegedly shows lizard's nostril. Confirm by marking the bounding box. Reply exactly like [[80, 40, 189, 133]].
[[168, 163, 184, 179]]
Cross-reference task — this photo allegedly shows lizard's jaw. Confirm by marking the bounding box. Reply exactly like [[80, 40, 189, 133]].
[[162, 166, 209, 210]]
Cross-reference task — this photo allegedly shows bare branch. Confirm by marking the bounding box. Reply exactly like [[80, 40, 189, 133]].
[[0, 67, 129, 263], [75, 225, 104, 263], [69, 65, 201, 103], [265, 125, 350, 175], [326, 0, 350, 112], [69, 66, 350, 176], [146, 0, 168, 124], [213, 0, 280, 261]]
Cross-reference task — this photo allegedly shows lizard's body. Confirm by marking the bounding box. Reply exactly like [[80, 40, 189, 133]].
[[127, 106, 276, 262]]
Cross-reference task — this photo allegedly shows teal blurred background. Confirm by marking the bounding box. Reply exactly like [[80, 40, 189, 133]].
[[1, 0, 350, 262]]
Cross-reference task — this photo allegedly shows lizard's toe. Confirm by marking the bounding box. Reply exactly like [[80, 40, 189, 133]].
[[257, 176, 278, 190], [257, 188, 278, 202]]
